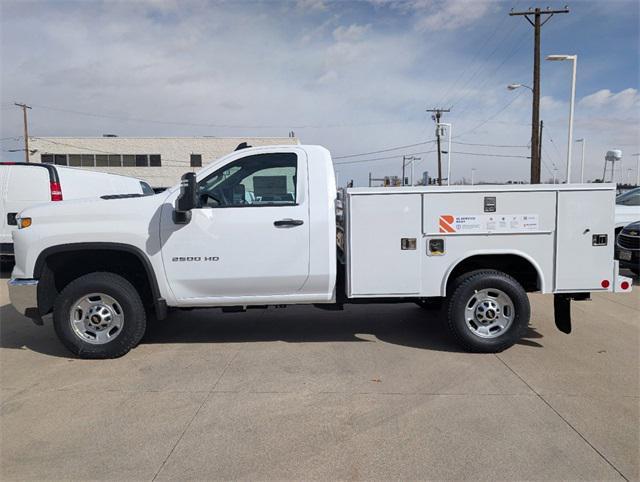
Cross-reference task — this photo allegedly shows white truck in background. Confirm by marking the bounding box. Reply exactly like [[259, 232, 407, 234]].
[[0, 162, 153, 262], [8, 144, 632, 358]]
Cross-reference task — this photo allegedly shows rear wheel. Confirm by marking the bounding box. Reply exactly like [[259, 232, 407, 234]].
[[447, 270, 530, 353], [53, 272, 146, 359]]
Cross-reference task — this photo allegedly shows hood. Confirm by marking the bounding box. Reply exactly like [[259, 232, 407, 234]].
[[621, 221, 640, 235], [20, 191, 169, 225]]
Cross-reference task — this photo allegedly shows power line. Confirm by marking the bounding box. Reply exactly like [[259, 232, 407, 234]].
[[334, 150, 436, 165], [333, 139, 436, 159], [443, 23, 521, 108], [452, 150, 529, 159], [26, 103, 420, 130], [452, 140, 528, 148], [451, 31, 530, 117], [436, 15, 513, 107], [454, 89, 526, 139]]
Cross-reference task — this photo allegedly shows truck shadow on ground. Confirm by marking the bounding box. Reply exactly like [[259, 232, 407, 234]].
[[142, 304, 545, 352], [0, 302, 544, 357]]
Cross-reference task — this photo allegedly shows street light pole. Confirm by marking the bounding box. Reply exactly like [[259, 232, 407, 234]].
[[546, 54, 578, 183], [576, 138, 586, 183]]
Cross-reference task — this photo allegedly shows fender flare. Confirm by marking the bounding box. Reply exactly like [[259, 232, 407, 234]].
[[440, 250, 547, 296], [34, 242, 167, 320]]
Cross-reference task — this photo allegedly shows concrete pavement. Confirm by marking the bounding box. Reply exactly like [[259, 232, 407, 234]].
[[1, 273, 638, 480]]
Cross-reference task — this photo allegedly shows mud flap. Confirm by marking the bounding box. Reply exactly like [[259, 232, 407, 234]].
[[554, 294, 571, 334]]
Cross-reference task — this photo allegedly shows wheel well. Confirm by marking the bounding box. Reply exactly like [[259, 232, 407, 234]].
[[446, 254, 541, 293], [37, 248, 159, 317]]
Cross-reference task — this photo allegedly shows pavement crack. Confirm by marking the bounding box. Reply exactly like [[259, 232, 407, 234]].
[[151, 348, 241, 481], [494, 354, 630, 481]]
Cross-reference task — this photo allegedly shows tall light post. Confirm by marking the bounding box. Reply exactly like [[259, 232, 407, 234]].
[[576, 138, 586, 183], [633, 153, 640, 186], [437, 123, 452, 185], [546, 54, 577, 183]]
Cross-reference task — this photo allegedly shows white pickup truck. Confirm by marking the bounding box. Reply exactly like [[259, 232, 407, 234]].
[[8, 144, 633, 358]]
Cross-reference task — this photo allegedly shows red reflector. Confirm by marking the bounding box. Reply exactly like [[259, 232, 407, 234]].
[[621, 281, 630, 290], [50, 181, 63, 201], [601, 279, 610, 289]]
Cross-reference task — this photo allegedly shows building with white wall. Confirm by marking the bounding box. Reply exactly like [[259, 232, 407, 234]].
[[29, 136, 300, 188]]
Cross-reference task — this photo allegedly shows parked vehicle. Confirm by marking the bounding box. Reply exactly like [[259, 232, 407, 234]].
[[8, 145, 632, 358], [616, 221, 640, 276], [615, 187, 640, 230], [0, 162, 153, 261]]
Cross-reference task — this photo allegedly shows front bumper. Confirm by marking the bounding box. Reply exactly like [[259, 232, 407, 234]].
[[8, 278, 40, 321]]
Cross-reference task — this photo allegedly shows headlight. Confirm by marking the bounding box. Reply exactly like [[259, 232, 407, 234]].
[[17, 217, 32, 229]]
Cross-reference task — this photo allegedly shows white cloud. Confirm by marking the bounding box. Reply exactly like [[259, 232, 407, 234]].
[[579, 88, 640, 111], [332, 23, 371, 42], [371, 0, 495, 31]]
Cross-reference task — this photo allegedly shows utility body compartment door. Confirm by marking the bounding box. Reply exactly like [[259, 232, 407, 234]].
[[347, 193, 422, 296], [555, 189, 615, 291]]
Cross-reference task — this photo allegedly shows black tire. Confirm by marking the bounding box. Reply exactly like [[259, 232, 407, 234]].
[[446, 270, 530, 353], [53, 272, 147, 359]]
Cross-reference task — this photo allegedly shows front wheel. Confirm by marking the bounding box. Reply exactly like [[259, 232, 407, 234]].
[[447, 270, 530, 353], [53, 272, 147, 359]]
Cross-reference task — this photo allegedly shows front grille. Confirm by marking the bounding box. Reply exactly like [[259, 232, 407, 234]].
[[617, 233, 640, 250]]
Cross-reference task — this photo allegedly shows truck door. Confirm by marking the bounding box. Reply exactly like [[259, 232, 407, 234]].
[[160, 150, 310, 302]]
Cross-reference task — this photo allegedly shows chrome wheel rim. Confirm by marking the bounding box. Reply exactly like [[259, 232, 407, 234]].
[[464, 288, 514, 339], [69, 293, 124, 345]]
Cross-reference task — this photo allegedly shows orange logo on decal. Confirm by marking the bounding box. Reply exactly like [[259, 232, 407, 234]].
[[439, 215, 456, 233]]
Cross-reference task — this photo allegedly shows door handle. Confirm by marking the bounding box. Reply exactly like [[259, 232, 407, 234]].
[[274, 219, 304, 228]]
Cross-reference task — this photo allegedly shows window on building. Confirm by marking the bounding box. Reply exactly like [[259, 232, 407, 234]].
[[190, 154, 202, 167], [68, 154, 81, 166], [54, 154, 68, 166], [81, 154, 95, 167], [149, 154, 161, 167], [135, 155, 148, 167], [95, 155, 109, 167], [39, 153, 164, 167], [108, 155, 122, 167]]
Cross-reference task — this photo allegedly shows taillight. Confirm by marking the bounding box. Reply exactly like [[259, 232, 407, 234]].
[[50, 181, 63, 201]]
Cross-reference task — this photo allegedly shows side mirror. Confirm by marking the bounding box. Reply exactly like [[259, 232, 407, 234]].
[[174, 172, 198, 224]]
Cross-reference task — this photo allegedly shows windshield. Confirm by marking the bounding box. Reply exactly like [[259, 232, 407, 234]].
[[616, 187, 640, 206]]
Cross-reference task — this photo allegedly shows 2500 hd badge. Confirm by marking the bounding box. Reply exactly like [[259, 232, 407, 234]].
[[172, 256, 219, 262]]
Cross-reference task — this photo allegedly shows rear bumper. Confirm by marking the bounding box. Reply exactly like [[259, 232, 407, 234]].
[[8, 278, 39, 320], [613, 261, 633, 293]]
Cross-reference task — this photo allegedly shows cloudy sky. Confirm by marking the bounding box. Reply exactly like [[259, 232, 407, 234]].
[[1, 0, 638, 186]]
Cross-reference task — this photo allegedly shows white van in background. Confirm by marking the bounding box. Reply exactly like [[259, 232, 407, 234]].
[[0, 162, 153, 261]]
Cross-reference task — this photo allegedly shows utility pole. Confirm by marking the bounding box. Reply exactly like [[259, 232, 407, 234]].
[[427, 108, 450, 185], [510, 6, 569, 184], [14, 103, 32, 162], [402, 155, 421, 186]]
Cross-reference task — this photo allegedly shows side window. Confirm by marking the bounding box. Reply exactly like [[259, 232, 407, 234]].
[[198, 153, 297, 208]]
